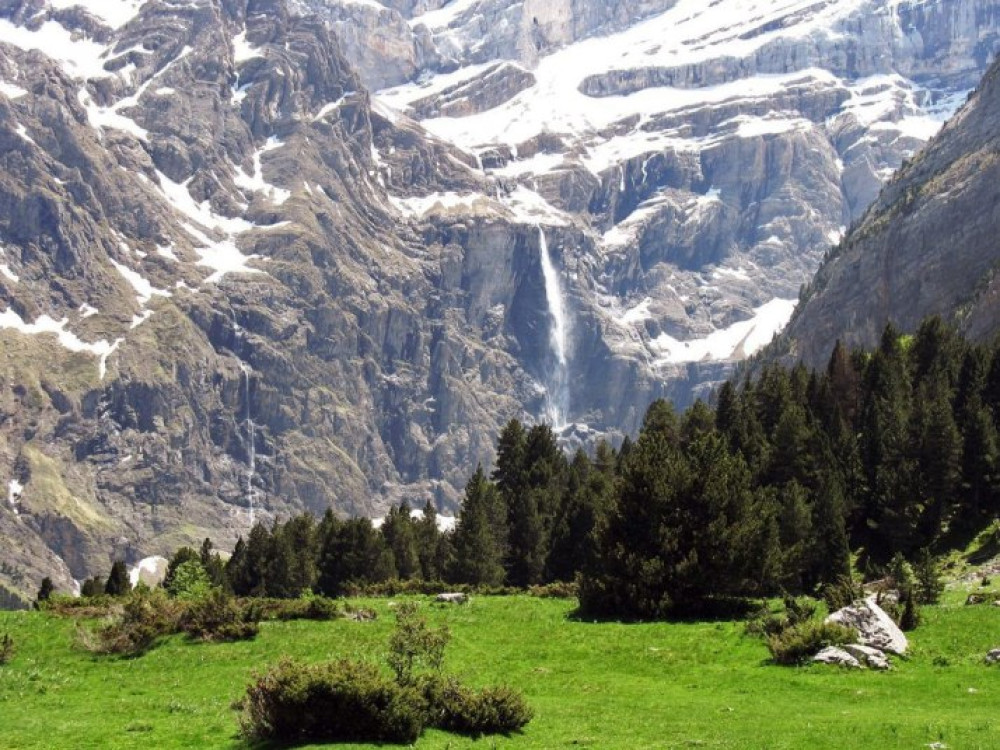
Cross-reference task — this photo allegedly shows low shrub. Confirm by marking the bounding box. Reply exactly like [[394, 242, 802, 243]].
[[78, 588, 181, 657], [767, 620, 857, 666], [180, 589, 259, 642], [41, 594, 116, 618], [420, 675, 534, 736], [528, 581, 578, 599], [239, 658, 425, 744], [388, 602, 449, 684], [0, 633, 15, 665], [242, 596, 341, 622], [745, 596, 818, 639]]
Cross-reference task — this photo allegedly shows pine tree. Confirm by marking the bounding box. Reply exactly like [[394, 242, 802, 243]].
[[104, 560, 130, 597], [315, 518, 394, 597], [545, 450, 604, 583], [449, 466, 506, 587], [381, 504, 420, 580], [36, 577, 54, 603], [199, 538, 226, 587], [163, 547, 201, 593], [415, 500, 443, 581], [225, 537, 251, 596]]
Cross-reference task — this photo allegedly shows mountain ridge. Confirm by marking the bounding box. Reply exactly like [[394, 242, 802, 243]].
[[1, 0, 999, 598]]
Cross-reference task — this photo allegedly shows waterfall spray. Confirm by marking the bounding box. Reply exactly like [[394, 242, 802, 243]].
[[537, 226, 570, 428]]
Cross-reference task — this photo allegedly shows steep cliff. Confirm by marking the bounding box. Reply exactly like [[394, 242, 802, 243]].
[[780, 54, 1000, 367]]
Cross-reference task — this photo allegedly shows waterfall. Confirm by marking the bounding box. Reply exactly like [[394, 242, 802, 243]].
[[537, 226, 570, 428], [241, 362, 256, 527], [233, 312, 256, 526]]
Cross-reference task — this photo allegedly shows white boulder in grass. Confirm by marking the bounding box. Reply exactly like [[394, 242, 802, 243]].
[[436, 592, 469, 604], [826, 596, 908, 655], [812, 646, 862, 668]]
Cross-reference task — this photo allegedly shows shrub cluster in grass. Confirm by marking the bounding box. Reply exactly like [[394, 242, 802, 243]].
[[745, 596, 817, 639], [239, 600, 533, 744], [179, 589, 259, 642], [527, 581, 578, 599], [241, 658, 426, 744], [240, 661, 534, 744], [0, 633, 15, 665], [77, 588, 182, 657], [418, 675, 534, 736], [77, 588, 264, 655], [244, 595, 341, 622], [767, 620, 857, 665], [41, 594, 117, 618]]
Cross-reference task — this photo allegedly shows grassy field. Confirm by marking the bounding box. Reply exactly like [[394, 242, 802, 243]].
[[0, 593, 998, 749]]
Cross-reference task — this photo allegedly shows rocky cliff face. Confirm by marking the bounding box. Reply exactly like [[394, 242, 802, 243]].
[[779, 54, 1000, 368], [0, 0, 999, 601]]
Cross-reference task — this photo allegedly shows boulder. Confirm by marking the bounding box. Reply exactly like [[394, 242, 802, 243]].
[[436, 592, 469, 604], [812, 647, 862, 669], [826, 597, 908, 655], [843, 643, 890, 670], [986, 648, 1000, 664]]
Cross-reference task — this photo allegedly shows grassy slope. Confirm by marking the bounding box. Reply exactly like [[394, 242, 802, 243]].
[[0, 595, 997, 749]]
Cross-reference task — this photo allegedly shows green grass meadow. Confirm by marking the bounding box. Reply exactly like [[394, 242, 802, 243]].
[[0, 595, 998, 749]]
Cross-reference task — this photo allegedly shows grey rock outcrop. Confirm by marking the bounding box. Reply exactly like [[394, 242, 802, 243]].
[[826, 598, 909, 655], [812, 646, 862, 668], [843, 643, 891, 670]]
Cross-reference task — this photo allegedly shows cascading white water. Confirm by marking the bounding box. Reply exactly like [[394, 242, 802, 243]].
[[233, 313, 256, 526], [537, 226, 570, 428], [241, 361, 256, 526]]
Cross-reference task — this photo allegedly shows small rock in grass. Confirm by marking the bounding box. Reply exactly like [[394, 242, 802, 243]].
[[436, 592, 469, 604], [843, 644, 890, 670], [985, 648, 1000, 664], [812, 646, 862, 669]]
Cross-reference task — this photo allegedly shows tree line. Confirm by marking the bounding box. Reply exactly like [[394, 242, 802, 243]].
[[76, 317, 1000, 618]]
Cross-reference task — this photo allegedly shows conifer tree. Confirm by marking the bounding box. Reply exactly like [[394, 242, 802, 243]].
[[381, 503, 420, 580], [449, 466, 506, 587], [36, 577, 54, 603], [415, 500, 444, 581], [104, 560, 130, 597]]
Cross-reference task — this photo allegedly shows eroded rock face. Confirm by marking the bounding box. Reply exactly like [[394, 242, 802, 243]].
[[781, 53, 1000, 366]]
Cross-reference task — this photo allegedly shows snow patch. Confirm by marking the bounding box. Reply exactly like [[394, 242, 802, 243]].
[[0, 19, 111, 79], [128, 556, 169, 588], [0, 309, 122, 379], [7, 478, 23, 514], [0, 81, 27, 99], [651, 298, 797, 365]]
